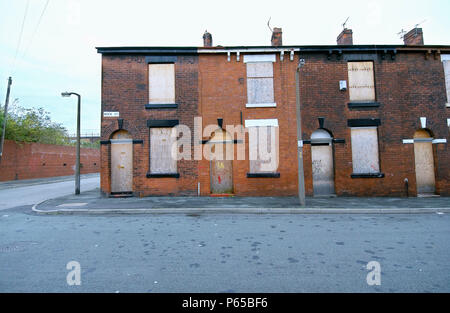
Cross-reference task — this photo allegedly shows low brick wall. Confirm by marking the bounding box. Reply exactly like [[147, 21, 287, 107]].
[[0, 140, 100, 181]]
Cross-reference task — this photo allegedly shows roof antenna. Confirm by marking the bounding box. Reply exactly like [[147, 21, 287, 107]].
[[267, 17, 273, 32], [397, 29, 407, 39], [414, 19, 426, 35], [414, 19, 426, 29], [342, 17, 350, 29]]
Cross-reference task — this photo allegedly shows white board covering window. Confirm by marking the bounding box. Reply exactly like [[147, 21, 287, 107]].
[[248, 126, 279, 173], [246, 61, 275, 107], [347, 61, 376, 102], [441, 55, 450, 105], [351, 127, 380, 174], [149, 64, 175, 104], [150, 128, 177, 174]]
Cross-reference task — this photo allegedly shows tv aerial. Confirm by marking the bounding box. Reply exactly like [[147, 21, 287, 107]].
[[267, 17, 273, 32], [414, 19, 426, 29], [342, 17, 350, 29], [397, 29, 407, 39]]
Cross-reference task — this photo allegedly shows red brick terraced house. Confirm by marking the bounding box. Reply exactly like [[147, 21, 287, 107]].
[[97, 27, 450, 198]]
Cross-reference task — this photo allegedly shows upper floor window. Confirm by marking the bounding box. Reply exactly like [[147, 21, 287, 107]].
[[347, 61, 376, 102], [244, 54, 276, 108], [148, 64, 175, 104], [441, 55, 450, 107]]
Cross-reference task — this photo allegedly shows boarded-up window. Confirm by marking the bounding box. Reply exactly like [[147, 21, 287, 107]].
[[150, 128, 177, 174], [246, 62, 274, 105], [248, 126, 278, 173], [350, 127, 380, 174], [149, 64, 175, 104], [443, 60, 450, 104], [347, 61, 376, 102]]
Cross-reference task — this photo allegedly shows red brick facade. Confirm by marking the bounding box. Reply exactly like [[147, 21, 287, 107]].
[[0, 140, 99, 181], [98, 43, 450, 197], [100, 53, 199, 196]]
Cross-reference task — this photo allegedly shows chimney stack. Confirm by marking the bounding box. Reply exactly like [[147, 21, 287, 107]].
[[337, 28, 353, 45], [203, 30, 212, 47], [403, 28, 424, 45], [271, 27, 283, 46]]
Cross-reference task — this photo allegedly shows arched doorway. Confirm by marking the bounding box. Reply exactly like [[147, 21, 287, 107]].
[[209, 129, 233, 195], [310, 129, 335, 196], [110, 130, 133, 194], [414, 129, 436, 195]]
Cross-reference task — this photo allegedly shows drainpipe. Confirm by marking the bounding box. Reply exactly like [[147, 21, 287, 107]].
[[295, 58, 306, 207]]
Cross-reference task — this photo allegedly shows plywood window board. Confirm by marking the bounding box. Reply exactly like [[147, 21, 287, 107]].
[[348, 61, 376, 102], [350, 127, 380, 174], [149, 64, 175, 104], [150, 127, 177, 174], [248, 126, 278, 173]]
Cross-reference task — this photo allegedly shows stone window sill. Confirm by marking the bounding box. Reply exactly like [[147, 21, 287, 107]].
[[145, 104, 178, 109], [348, 102, 380, 109], [246, 103, 277, 108], [351, 173, 385, 179], [247, 173, 281, 178], [146, 173, 180, 178]]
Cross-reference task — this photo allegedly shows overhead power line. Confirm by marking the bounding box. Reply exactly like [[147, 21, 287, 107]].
[[23, 0, 50, 59], [11, 0, 30, 74]]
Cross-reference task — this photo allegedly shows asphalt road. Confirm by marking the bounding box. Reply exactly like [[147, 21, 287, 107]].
[[0, 207, 449, 292], [0, 174, 99, 211]]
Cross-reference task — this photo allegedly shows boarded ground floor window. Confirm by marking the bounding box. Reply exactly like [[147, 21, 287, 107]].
[[350, 127, 380, 174], [248, 126, 279, 173], [150, 127, 177, 174]]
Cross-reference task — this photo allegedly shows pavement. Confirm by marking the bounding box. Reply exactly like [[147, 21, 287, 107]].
[[32, 188, 450, 215]]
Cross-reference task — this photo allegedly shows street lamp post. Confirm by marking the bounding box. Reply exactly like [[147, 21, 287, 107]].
[[61, 92, 81, 195], [295, 59, 306, 207]]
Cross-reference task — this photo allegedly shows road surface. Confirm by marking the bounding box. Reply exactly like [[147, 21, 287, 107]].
[[0, 209, 448, 292], [0, 174, 99, 211]]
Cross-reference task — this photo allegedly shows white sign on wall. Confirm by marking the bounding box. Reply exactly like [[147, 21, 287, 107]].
[[103, 111, 120, 117]]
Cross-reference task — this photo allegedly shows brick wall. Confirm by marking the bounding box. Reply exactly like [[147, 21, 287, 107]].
[[99, 49, 449, 197], [299, 51, 449, 196], [100, 54, 199, 196], [0, 140, 100, 182], [198, 53, 299, 196]]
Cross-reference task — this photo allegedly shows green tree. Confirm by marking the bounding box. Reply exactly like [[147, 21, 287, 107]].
[[0, 103, 70, 145]]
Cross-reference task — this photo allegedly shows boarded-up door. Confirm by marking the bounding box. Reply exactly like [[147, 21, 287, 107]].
[[111, 131, 133, 193], [414, 130, 436, 195], [209, 129, 233, 194], [311, 130, 335, 196], [211, 160, 233, 194]]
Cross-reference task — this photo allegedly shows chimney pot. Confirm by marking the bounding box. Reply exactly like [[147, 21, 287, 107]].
[[271, 27, 283, 46], [203, 30, 213, 47], [403, 28, 424, 45], [337, 28, 353, 45]]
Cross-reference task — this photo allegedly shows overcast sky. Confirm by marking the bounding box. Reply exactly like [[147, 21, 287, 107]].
[[1, 0, 449, 134]]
